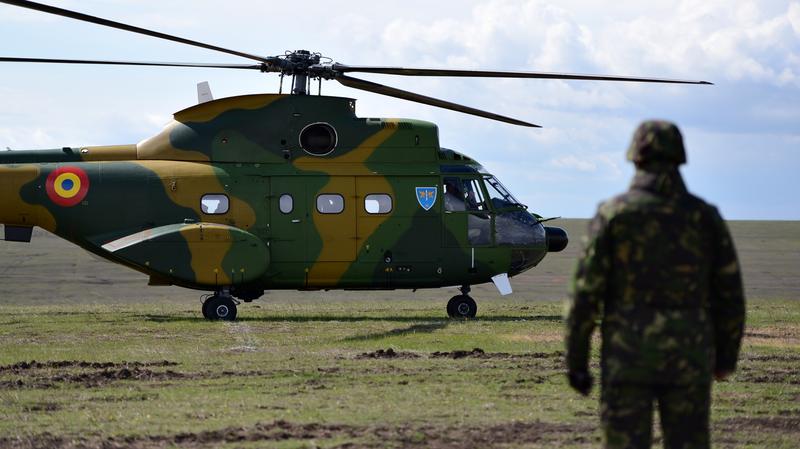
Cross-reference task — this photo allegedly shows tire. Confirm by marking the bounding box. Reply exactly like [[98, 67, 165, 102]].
[[201, 298, 213, 320], [447, 295, 477, 319], [207, 295, 237, 321]]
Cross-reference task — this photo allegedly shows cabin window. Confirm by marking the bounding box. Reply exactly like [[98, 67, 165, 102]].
[[316, 194, 344, 214], [364, 194, 392, 214], [279, 194, 293, 214], [201, 194, 229, 215]]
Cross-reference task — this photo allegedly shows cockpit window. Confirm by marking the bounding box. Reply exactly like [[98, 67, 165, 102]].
[[463, 178, 488, 211], [484, 176, 522, 209], [443, 177, 466, 212], [443, 177, 489, 212]]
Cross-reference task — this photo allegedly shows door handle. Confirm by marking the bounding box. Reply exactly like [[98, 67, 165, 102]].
[[291, 219, 301, 223]]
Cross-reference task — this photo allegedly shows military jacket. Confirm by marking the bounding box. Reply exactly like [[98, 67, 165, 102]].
[[566, 169, 745, 385]]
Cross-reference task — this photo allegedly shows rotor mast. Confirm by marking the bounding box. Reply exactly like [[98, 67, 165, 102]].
[[288, 50, 318, 95]]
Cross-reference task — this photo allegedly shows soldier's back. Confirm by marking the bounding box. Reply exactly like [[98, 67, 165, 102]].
[[597, 176, 724, 385]]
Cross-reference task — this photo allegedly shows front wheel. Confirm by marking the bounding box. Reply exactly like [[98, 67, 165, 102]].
[[206, 295, 237, 321], [447, 295, 477, 319]]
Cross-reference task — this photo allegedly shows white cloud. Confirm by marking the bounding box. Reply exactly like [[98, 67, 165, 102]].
[[551, 154, 597, 172], [549, 153, 623, 177], [788, 2, 800, 34], [587, 1, 800, 86]]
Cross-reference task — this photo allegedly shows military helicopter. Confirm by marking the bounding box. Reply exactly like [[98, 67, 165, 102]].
[[0, 0, 711, 320]]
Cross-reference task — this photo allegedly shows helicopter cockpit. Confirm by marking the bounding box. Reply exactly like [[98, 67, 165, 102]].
[[441, 171, 547, 251]]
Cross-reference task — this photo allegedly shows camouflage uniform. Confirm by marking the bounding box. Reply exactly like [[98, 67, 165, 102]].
[[565, 121, 746, 449]]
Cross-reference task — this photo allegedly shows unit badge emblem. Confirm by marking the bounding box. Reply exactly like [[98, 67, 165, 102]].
[[415, 186, 437, 211]]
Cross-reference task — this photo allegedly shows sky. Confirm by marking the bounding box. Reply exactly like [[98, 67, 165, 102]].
[[0, 0, 798, 220]]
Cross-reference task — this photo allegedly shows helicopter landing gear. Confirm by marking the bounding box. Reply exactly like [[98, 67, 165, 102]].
[[447, 285, 477, 319], [202, 289, 238, 321]]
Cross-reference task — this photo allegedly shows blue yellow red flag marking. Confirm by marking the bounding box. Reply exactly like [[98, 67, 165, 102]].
[[415, 186, 437, 211], [46, 166, 89, 207]]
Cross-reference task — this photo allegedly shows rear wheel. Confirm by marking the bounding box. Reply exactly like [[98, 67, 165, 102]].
[[447, 295, 477, 319]]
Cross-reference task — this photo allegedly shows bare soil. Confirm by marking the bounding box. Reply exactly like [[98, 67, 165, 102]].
[[430, 348, 564, 360], [0, 360, 177, 373], [0, 419, 598, 449], [1, 367, 187, 389], [716, 416, 800, 434], [356, 348, 420, 359]]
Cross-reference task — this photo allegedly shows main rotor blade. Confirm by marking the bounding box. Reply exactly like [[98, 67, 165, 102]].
[[334, 64, 713, 85], [335, 74, 540, 128], [0, 0, 271, 64], [0, 57, 264, 70]]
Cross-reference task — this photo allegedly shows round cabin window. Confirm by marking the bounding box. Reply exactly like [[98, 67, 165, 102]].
[[299, 122, 337, 156]]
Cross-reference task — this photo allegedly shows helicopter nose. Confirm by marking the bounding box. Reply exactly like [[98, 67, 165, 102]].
[[545, 226, 568, 252]]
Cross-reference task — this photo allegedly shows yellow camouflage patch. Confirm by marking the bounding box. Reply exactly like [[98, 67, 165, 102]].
[[0, 165, 56, 231], [134, 161, 257, 230], [137, 122, 211, 162], [174, 94, 281, 123], [294, 122, 398, 286]]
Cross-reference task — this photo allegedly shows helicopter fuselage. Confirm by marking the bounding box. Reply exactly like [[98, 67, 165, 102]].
[[0, 94, 565, 301]]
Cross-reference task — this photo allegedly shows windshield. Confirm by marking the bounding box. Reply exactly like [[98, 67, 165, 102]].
[[483, 176, 524, 209]]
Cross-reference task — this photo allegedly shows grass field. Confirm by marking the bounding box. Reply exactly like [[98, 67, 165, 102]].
[[0, 219, 798, 448]]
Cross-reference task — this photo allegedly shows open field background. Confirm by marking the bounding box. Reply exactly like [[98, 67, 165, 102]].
[[0, 219, 798, 448], [1, 219, 798, 305]]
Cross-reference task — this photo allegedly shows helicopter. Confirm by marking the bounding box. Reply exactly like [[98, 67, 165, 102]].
[[0, 0, 711, 320]]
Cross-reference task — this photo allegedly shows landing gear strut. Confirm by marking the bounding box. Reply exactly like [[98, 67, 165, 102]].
[[447, 285, 477, 318], [202, 289, 238, 321]]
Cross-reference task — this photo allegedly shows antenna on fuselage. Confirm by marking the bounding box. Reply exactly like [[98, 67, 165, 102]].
[[197, 81, 213, 104]]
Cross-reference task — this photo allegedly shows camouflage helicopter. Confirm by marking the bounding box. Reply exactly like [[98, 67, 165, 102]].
[[0, 0, 711, 320]]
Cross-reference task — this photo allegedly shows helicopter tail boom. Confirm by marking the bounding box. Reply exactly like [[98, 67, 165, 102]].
[[0, 145, 137, 164]]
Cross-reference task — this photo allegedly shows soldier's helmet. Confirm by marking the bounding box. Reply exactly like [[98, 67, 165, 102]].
[[626, 120, 686, 165]]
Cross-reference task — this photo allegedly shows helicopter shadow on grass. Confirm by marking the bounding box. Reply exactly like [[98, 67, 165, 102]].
[[341, 321, 453, 342], [135, 313, 561, 343], [135, 313, 563, 324]]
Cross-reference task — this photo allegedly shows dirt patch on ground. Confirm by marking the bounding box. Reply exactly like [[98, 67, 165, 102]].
[[744, 328, 800, 347], [21, 402, 61, 413], [741, 353, 800, 362], [0, 360, 177, 374], [356, 349, 420, 359], [430, 348, 564, 360], [0, 360, 185, 389], [0, 419, 596, 449], [431, 347, 488, 359], [715, 416, 800, 435], [1, 367, 187, 389], [734, 369, 800, 385], [746, 331, 779, 339], [354, 348, 564, 361], [361, 420, 596, 449]]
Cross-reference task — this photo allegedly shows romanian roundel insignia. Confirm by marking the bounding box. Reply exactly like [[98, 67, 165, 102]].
[[45, 166, 90, 207]]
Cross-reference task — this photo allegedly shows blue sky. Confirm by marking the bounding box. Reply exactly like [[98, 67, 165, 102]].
[[1, 0, 798, 219]]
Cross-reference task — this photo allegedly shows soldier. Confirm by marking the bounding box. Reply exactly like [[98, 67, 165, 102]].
[[565, 120, 746, 449]]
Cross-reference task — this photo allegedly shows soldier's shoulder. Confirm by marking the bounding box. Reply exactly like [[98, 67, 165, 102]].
[[595, 190, 650, 220], [684, 192, 723, 219], [597, 189, 721, 220]]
